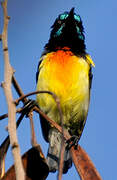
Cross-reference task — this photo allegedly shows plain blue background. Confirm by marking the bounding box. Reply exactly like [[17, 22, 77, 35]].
[[0, 0, 116, 179]]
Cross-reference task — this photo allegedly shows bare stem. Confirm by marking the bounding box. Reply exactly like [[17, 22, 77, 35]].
[[34, 106, 102, 180], [1, 0, 25, 179], [57, 140, 65, 180], [0, 83, 102, 179], [0, 108, 23, 121], [15, 90, 65, 179], [57, 97, 65, 180], [28, 111, 38, 147], [12, 75, 27, 103]]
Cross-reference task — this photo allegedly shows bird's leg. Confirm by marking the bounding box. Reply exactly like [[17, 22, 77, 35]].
[[22, 99, 38, 117], [66, 135, 80, 150]]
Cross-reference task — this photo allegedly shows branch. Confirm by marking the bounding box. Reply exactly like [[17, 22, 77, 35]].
[[12, 75, 28, 103], [15, 90, 65, 179], [0, 113, 25, 178], [0, 0, 25, 179], [13, 89, 102, 180], [35, 106, 102, 180], [1, 146, 49, 180], [28, 111, 38, 147], [1, 78, 102, 180], [0, 108, 23, 121]]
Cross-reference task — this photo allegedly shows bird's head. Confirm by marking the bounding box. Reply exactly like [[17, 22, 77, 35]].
[[45, 8, 86, 55]]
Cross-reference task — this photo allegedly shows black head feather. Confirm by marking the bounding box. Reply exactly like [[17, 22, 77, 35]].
[[45, 8, 86, 56]]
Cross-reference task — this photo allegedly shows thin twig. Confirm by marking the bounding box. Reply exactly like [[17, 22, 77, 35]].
[[0, 112, 25, 178], [57, 96, 65, 180], [14, 90, 59, 105], [0, 111, 25, 179], [0, 0, 102, 179], [0, 1, 25, 179], [13, 87, 102, 179], [4, 72, 102, 180], [14, 90, 65, 179], [0, 108, 23, 121], [34, 106, 102, 180], [12, 76, 39, 147], [0, 113, 8, 120], [28, 111, 38, 147], [0, 34, 2, 40], [15, 90, 65, 179], [58, 141, 65, 180], [14, 87, 102, 179], [0, 82, 102, 180], [12, 75, 27, 103], [12, 76, 41, 147], [12, 76, 39, 148], [14, 90, 64, 134]]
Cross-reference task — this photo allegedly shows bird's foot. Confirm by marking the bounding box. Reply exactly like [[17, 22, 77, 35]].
[[66, 135, 80, 150], [22, 99, 38, 117]]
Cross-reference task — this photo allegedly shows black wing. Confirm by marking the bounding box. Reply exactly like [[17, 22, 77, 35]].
[[36, 60, 42, 83], [89, 66, 93, 89]]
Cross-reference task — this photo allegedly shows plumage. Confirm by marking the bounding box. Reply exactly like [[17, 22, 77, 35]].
[[36, 8, 94, 173]]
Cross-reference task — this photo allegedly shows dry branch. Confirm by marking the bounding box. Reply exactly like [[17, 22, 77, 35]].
[[28, 111, 38, 147], [12, 75, 28, 103], [13, 88, 102, 180], [0, 80, 102, 180], [13, 87, 102, 179], [34, 106, 102, 180], [0, 1, 102, 178], [14, 90, 65, 179], [0, 0, 25, 179], [0, 113, 25, 178], [0, 108, 23, 121], [1, 146, 49, 180]]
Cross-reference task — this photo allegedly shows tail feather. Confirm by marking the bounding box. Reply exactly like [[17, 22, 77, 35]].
[[47, 128, 72, 173]]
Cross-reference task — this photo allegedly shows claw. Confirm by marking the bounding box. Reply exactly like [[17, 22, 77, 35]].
[[66, 135, 80, 150], [22, 99, 38, 117]]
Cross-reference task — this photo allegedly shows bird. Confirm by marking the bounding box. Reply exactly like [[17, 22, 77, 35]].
[[36, 8, 95, 173]]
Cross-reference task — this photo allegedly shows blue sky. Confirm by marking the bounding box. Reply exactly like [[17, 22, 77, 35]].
[[0, 0, 117, 179]]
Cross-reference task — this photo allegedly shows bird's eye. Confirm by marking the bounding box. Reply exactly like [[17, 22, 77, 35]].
[[74, 14, 81, 22], [59, 13, 69, 20], [57, 20, 62, 25]]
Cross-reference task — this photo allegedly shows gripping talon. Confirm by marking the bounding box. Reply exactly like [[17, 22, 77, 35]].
[[66, 135, 80, 150], [22, 99, 38, 117]]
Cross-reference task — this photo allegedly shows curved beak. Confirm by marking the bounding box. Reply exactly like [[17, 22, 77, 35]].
[[69, 8, 75, 18]]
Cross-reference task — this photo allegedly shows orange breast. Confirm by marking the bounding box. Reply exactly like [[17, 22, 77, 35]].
[[52, 51, 72, 82], [37, 49, 90, 103], [44, 50, 79, 87]]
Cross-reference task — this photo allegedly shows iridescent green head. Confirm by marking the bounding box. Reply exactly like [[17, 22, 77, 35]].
[[45, 8, 86, 55], [51, 8, 85, 41]]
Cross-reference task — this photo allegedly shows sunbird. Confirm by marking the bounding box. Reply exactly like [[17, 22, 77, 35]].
[[36, 8, 95, 173]]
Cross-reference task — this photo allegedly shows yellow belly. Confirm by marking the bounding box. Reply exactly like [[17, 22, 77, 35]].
[[36, 50, 91, 134]]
